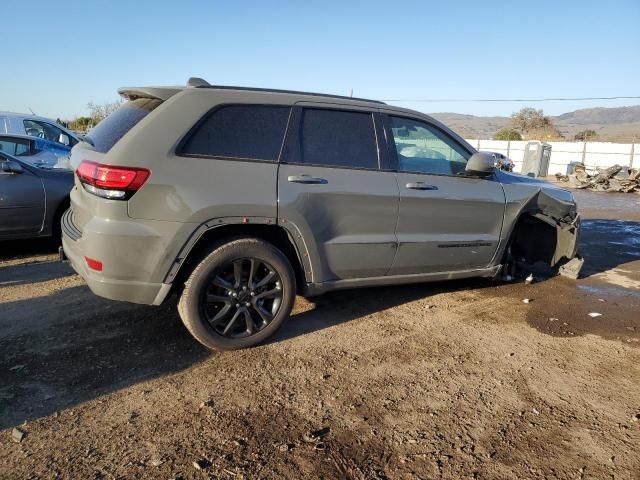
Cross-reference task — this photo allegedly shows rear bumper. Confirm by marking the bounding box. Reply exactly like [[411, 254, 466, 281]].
[[61, 209, 172, 305]]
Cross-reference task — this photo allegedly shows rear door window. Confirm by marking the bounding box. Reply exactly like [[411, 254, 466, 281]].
[[85, 98, 163, 153], [0, 137, 31, 156], [292, 108, 379, 169], [180, 105, 291, 161]]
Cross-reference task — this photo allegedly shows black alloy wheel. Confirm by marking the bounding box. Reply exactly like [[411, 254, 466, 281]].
[[203, 258, 283, 338]]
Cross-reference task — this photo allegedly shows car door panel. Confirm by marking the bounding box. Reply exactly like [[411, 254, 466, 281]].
[[0, 162, 45, 235], [382, 114, 506, 275], [278, 106, 399, 282], [279, 166, 399, 280], [390, 173, 504, 274]]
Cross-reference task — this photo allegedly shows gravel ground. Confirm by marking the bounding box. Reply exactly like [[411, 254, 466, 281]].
[[0, 190, 639, 479]]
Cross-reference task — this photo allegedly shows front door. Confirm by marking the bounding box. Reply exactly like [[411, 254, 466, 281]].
[[383, 115, 505, 275], [0, 158, 45, 236], [278, 106, 399, 282]]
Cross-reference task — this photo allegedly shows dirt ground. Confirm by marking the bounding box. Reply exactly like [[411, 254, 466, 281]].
[[1, 190, 639, 480]]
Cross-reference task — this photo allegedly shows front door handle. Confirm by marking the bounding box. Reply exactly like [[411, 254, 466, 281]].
[[287, 175, 328, 185], [405, 182, 438, 190]]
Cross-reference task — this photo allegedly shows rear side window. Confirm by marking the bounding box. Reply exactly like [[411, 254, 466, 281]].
[[86, 98, 163, 153], [297, 108, 378, 169], [0, 137, 30, 156], [180, 105, 291, 161]]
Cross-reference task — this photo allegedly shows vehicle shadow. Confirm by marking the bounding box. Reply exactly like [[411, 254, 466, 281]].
[[0, 260, 74, 287], [0, 284, 211, 430], [272, 277, 490, 344], [0, 259, 493, 430], [0, 238, 60, 260], [578, 219, 640, 278]]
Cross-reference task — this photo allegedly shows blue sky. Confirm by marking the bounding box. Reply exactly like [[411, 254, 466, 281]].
[[2, 0, 639, 119]]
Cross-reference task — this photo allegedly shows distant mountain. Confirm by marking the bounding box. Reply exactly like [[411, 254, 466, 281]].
[[556, 106, 640, 125], [430, 106, 640, 142]]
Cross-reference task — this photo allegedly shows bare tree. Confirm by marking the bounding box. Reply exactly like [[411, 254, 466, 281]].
[[87, 99, 123, 125]]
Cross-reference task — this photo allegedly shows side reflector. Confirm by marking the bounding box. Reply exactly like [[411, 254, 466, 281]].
[[85, 256, 103, 271]]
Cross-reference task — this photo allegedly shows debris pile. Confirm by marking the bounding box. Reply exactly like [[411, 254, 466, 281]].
[[556, 164, 640, 192]]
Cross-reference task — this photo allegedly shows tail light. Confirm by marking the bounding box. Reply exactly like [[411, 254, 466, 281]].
[[76, 161, 150, 200]]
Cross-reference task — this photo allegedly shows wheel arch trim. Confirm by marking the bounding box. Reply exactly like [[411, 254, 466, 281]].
[[162, 216, 313, 285]]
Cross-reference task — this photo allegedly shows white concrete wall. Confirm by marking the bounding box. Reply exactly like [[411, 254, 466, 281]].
[[466, 139, 638, 175]]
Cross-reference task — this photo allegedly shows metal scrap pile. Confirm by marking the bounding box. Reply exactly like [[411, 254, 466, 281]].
[[556, 164, 640, 193]]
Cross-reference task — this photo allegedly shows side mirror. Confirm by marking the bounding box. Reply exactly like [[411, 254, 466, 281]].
[[58, 133, 70, 146], [465, 152, 495, 175], [0, 160, 24, 174]]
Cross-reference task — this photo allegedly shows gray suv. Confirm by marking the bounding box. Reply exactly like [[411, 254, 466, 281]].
[[62, 78, 580, 351]]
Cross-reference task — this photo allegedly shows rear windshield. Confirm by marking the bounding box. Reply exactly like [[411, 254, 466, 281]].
[[85, 98, 162, 153]]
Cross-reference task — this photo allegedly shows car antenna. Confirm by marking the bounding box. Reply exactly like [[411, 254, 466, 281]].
[[28, 107, 36, 115]]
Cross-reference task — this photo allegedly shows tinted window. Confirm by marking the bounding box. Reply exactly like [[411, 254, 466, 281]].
[[390, 116, 470, 175], [86, 98, 163, 153], [0, 137, 30, 156], [296, 109, 378, 169], [181, 105, 291, 161]]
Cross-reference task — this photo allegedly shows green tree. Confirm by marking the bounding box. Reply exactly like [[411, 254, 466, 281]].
[[493, 128, 522, 141], [509, 107, 563, 140], [574, 129, 597, 141]]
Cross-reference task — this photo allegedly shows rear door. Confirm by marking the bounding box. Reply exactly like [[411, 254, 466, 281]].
[[383, 114, 505, 275], [278, 105, 399, 282], [0, 157, 45, 236]]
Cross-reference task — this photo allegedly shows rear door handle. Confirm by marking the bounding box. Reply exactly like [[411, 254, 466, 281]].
[[287, 175, 328, 185], [405, 182, 438, 190]]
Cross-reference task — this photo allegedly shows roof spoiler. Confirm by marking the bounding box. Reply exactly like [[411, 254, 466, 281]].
[[187, 77, 210, 87], [118, 78, 210, 101], [117, 87, 181, 101]]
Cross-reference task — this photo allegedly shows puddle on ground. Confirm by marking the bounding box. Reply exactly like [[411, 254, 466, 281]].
[[592, 268, 640, 290], [577, 282, 640, 299]]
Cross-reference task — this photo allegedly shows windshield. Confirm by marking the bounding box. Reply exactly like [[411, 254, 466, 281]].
[[85, 98, 163, 153]]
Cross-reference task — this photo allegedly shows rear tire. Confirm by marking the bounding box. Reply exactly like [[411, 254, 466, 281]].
[[177, 237, 296, 351]]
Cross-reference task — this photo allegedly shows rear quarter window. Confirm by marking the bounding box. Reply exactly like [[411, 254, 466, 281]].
[[85, 98, 162, 153], [179, 105, 291, 161]]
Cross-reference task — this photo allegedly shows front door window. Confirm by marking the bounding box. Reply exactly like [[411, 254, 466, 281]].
[[389, 116, 470, 176]]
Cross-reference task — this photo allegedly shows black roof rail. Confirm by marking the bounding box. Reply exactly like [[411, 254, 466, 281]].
[[193, 84, 386, 105]]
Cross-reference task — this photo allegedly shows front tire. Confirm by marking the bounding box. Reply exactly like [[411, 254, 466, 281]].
[[177, 238, 296, 351]]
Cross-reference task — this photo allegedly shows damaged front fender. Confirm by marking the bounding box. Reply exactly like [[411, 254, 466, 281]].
[[494, 170, 581, 277]]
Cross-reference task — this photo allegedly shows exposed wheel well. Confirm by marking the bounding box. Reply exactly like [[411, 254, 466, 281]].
[[171, 224, 306, 296], [509, 214, 558, 266]]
